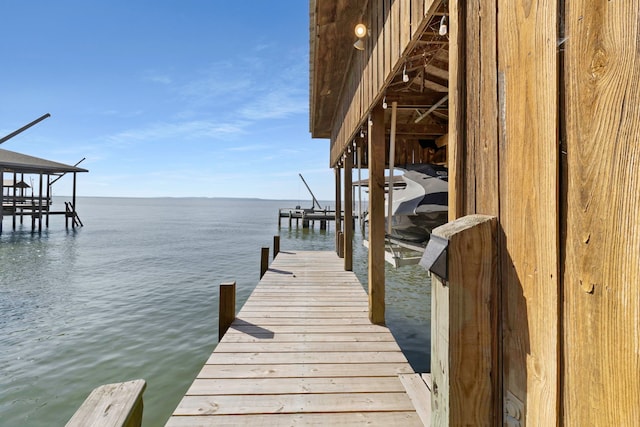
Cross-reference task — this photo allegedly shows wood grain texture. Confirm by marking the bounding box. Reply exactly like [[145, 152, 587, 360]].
[[167, 411, 421, 427], [66, 380, 146, 427], [399, 373, 432, 426], [448, 0, 465, 221], [562, 0, 640, 424], [497, 0, 559, 425], [431, 215, 498, 426]]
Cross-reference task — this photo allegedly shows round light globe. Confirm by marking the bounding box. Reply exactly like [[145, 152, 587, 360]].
[[354, 24, 367, 38]]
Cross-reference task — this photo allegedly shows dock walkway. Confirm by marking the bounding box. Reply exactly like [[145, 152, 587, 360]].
[[167, 250, 429, 426]]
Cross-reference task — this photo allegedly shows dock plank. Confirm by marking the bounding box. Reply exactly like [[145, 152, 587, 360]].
[[196, 363, 415, 379], [166, 411, 422, 427], [173, 392, 417, 415], [167, 250, 426, 426]]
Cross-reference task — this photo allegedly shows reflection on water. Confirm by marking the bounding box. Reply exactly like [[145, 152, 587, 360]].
[[0, 197, 430, 426]]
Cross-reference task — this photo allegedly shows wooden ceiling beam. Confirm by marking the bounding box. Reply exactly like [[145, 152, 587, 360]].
[[385, 123, 448, 136]]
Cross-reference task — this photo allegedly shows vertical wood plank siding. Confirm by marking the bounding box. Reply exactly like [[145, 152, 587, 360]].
[[562, 0, 640, 425], [497, 1, 559, 426], [330, 0, 440, 165]]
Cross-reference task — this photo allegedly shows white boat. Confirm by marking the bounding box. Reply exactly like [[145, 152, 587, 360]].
[[387, 163, 448, 245], [362, 163, 448, 267]]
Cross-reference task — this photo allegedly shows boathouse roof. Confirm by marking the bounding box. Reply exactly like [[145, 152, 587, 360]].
[[0, 148, 88, 174]]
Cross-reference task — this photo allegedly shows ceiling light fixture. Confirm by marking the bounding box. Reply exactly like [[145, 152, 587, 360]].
[[439, 15, 448, 36], [382, 96, 388, 109], [402, 64, 409, 83], [353, 24, 368, 50]]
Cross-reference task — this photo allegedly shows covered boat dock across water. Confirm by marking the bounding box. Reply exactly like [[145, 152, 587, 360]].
[[0, 148, 88, 233]]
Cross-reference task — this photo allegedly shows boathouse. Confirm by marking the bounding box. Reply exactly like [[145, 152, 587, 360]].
[[0, 148, 88, 233], [311, 0, 640, 425]]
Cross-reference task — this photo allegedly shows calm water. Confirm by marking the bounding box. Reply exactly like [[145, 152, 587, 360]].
[[0, 197, 430, 426]]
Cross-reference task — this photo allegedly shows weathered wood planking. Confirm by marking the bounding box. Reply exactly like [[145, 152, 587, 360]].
[[166, 251, 426, 426], [562, 0, 640, 425], [167, 412, 421, 427], [448, 0, 465, 220], [66, 379, 146, 427], [498, 0, 559, 425], [328, 0, 439, 164]]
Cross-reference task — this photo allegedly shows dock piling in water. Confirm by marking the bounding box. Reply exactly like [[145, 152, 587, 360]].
[[273, 235, 280, 259], [219, 281, 236, 341], [260, 247, 269, 278]]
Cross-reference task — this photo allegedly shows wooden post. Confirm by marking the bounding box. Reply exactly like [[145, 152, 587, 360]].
[[337, 231, 344, 258], [45, 174, 51, 228], [66, 379, 146, 427], [429, 215, 498, 426], [334, 166, 342, 253], [273, 235, 280, 259], [38, 173, 43, 232], [20, 173, 24, 225], [219, 281, 236, 340], [368, 106, 385, 325], [357, 143, 363, 232], [260, 247, 269, 278], [72, 172, 77, 227], [12, 171, 17, 230], [387, 102, 397, 235], [343, 146, 353, 271], [0, 167, 3, 234]]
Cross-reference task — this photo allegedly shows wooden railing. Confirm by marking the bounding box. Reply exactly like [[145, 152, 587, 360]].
[[66, 379, 146, 427]]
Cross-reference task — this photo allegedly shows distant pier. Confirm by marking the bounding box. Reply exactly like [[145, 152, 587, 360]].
[[277, 206, 359, 231]]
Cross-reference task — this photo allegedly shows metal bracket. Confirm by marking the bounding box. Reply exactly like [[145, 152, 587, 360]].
[[419, 234, 448, 281]]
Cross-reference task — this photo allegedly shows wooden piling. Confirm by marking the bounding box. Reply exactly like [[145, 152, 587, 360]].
[[337, 231, 344, 258], [218, 281, 236, 341], [260, 247, 269, 278], [429, 215, 498, 426], [334, 166, 342, 253], [343, 147, 353, 271], [368, 106, 386, 325], [273, 235, 280, 259]]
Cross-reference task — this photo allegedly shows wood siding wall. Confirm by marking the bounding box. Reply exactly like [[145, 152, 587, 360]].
[[452, 0, 640, 425], [451, 0, 559, 425], [329, 0, 440, 166], [562, 1, 640, 425]]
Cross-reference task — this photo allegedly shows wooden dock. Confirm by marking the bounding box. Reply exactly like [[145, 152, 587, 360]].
[[166, 250, 430, 426]]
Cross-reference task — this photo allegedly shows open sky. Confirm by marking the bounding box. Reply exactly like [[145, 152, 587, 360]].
[[0, 1, 336, 201]]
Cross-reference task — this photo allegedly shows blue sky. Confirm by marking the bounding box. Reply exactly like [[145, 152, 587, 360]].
[[0, 1, 336, 200]]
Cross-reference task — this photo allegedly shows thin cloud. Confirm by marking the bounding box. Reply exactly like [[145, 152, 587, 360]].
[[106, 119, 249, 144], [239, 89, 307, 121], [227, 144, 268, 152]]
